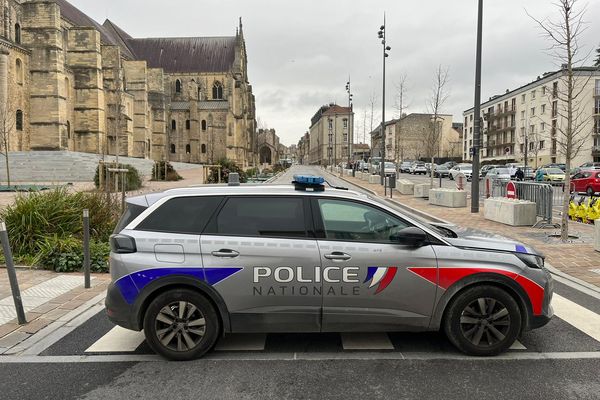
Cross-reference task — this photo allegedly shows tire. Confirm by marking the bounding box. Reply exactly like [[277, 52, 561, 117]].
[[443, 285, 522, 357], [143, 289, 220, 361], [587, 187, 594, 196]]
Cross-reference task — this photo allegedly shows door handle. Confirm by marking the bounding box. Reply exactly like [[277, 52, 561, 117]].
[[324, 252, 352, 261], [211, 249, 240, 258]]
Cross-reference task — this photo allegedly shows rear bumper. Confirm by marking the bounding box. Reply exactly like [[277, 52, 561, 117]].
[[105, 282, 140, 331]]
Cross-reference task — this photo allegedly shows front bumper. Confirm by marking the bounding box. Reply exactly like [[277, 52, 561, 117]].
[[105, 281, 140, 331]]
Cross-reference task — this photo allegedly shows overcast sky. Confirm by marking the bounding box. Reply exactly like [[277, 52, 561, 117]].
[[71, 0, 600, 147]]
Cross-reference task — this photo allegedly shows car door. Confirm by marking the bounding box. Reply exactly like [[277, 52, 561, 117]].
[[312, 197, 438, 332], [201, 195, 323, 333], [571, 173, 583, 192]]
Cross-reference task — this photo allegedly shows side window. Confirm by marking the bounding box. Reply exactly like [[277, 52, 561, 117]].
[[136, 196, 222, 234], [318, 199, 409, 242], [213, 197, 306, 238]]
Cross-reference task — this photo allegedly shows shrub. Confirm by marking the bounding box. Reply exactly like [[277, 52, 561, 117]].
[[207, 158, 247, 184], [37, 235, 110, 273], [94, 163, 142, 191], [151, 161, 182, 181]]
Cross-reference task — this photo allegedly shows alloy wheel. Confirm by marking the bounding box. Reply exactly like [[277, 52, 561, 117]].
[[154, 301, 206, 352], [459, 297, 511, 348]]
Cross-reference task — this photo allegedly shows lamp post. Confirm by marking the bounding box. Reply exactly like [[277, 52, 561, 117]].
[[471, 0, 483, 213], [378, 16, 391, 185], [346, 79, 354, 170]]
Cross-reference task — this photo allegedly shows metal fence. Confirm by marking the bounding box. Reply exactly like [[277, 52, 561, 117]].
[[480, 179, 559, 228]]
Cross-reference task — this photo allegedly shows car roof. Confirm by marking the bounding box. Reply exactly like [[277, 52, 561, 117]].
[[128, 184, 369, 207]]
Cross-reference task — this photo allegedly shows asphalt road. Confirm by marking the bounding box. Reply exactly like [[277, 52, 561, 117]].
[[2, 165, 600, 400]]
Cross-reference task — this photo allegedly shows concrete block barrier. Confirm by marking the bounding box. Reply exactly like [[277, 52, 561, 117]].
[[368, 174, 380, 184], [414, 184, 432, 198], [396, 179, 414, 195], [484, 198, 537, 226], [361, 173, 370, 181], [429, 188, 467, 207], [356, 172, 363, 180]]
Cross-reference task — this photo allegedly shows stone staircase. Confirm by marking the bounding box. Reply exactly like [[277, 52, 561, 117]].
[[0, 151, 202, 183]]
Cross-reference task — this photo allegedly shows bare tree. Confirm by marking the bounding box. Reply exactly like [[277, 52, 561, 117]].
[[528, 0, 591, 242], [368, 92, 379, 156], [594, 44, 600, 66], [393, 75, 409, 175], [0, 100, 15, 187], [424, 65, 450, 187]]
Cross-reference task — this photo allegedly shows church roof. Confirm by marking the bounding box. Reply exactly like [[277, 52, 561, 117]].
[[125, 37, 237, 73]]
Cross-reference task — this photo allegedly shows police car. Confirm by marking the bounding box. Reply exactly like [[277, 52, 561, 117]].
[[106, 175, 553, 360]]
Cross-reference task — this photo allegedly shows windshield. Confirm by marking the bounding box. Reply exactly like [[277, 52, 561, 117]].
[[385, 162, 395, 168], [546, 168, 563, 174]]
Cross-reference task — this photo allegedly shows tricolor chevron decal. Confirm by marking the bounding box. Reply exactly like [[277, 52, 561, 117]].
[[364, 266, 398, 294]]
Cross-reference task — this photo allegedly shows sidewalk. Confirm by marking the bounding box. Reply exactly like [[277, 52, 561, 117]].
[[340, 174, 600, 288], [0, 268, 109, 347]]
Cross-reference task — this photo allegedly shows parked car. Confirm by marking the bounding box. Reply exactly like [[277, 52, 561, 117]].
[[486, 167, 512, 182], [479, 164, 499, 179], [570, 170, 600, 196], [535, 168, 565, 183], [360, 162, 371, 172], [383, 162, 397, 176], [107, 174, 553, 360], [409, 162, 427, 175], [541, 163, 566, 172], [449, 164, 473, 181], [433, 165, 450, 178], [399, 161, 414, 173]]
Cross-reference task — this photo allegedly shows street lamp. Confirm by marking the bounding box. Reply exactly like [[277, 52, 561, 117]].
[[346, 79, 354, 170], [471, 0, 483, 213], [378, 17, 391, 185]]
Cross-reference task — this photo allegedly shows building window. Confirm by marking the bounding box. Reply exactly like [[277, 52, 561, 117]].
[[529, 142, 534, 151], [530, 125, 535, 134], [15, 59, 23, 84], [66, 121, 71, 139], [539, 140, 545, 150], [343, 118, 348, 128], [201, 120, 207, 131], [541, 104, 546, 114], [470, 115, 473, 121], [521, 111, 525, 119], [531, 90, 536, 99], [520, 144, 524, 153], [542, 86, 547, 96], [170, 144, 176, 154], [201, 144, 207, 153], [552, 101, 558, 118], [596, 79, 600, 96], [186, 120, 191, 130], [212, 81, 223, 100], [65, 77, 70, 98], [530, 107, 535, 116], [185, 144, 191, 154], [521, 94, 526, 103], [175, 79, 182, 94], [14, 24, 21, 44], [171, 120, 176, 131], [344, 133, 348, 142], [552, 82, 558, 98], [541, 122, 545, 131], [16, 110, 23, 131], [328, 119, 333, 130]]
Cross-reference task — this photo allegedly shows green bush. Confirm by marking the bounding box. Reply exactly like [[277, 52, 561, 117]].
[[37, 235, 110, 273], [94, 163, 142, 192], [151, 161, 182, 181], [0, 188, 118, 268], [207, 159, 247, 184]]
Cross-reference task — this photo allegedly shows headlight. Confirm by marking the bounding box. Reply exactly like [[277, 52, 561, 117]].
[[515, 252, 544, 269]]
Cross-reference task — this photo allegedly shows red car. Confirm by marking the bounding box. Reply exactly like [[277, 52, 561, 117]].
[[571, 170, 600, 196]]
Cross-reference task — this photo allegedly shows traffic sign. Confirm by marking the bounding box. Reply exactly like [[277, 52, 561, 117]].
[[506, 181, 516, 199]]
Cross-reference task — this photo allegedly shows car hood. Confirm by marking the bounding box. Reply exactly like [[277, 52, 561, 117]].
[[444, 235, 542, 257]]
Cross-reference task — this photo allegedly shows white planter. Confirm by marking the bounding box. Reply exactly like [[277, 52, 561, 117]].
[[483, 198, 537, 226], [368, 174, 380, 184], [396, 179, 414, 195], [414, 184, 432, 198], [429, 188, 467, 207]]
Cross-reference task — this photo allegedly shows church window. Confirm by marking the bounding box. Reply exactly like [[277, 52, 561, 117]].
[[175, 79, 182, 94], [201, 144, 206, 153], [16, 110, 23, 131], [16, 59, 23, 84], [170, 144, 176, 154], [201, 120, 207, 131], [171, 120, 176, 131], [212, 81, 223, 100], [186, 120, 191, 130], [186, 144, 191, 154], [15, 24, 21, 44]]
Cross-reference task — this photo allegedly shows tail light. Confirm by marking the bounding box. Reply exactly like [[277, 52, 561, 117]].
[[110, 234, 137, 254]]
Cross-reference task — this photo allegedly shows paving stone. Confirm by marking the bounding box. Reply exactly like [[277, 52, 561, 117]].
[[0, 323, 19, 338], [18, 318, 52, 334], [0, 331, 30, 348]]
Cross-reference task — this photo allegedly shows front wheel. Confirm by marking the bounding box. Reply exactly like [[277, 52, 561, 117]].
[[443, 285, 522, 356], [143, 289, 220, 361], [587, 187, 594, 196]]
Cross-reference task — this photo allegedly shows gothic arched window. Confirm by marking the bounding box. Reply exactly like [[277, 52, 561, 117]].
[[171, 120, 176, 131], [16, 110, 23, 131], [185, 144, 191, 154], [14, 24, 21, 44], [212, 81, 223, 100], [201, 144, 207, 153], [170, 144, 176, 154], [175, 79, 182, 94], [201, 120, 207, 131]]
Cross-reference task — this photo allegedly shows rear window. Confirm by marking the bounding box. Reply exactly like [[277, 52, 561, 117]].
[[114, 203, 146, 233], [210, 197, 306, 238], [136, 196, 223, 234]]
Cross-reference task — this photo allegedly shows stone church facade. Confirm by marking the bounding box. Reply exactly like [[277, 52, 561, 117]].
[[0, 0, 257, 167]]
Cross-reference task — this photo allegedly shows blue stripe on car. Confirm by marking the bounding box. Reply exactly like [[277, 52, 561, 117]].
[[515, 245, 528, 254], [115, 267, 243, 304]]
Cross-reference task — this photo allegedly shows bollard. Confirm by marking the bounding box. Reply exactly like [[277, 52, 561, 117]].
[[83, 210, 91, 289], [0, 221, 26, 324]]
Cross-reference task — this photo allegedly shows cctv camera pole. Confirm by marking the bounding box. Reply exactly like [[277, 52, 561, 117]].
[[378, 15, 391, 187], [471, 0, 483, 213]]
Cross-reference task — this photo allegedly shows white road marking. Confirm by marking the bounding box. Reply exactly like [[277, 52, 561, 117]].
[[215, 333, 267, 351], [509, 340, 526, 350], [85, 326, 145, 353], [0, 275, 88, 324], [340, 333, 395, 350], [552, 294, 600, 343]]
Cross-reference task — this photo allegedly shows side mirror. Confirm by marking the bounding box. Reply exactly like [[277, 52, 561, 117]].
[[390, 227, 428, 247]]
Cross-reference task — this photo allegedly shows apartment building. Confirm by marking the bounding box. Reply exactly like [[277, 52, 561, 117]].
[[308, 104, 354, 165], [463, 67, 600, 167]]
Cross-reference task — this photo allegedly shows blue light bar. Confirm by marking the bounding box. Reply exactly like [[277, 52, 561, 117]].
[[293, 175, 325, 185]]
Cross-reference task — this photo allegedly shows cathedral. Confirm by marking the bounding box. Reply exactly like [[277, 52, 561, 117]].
[[0, 0, 257, 167]]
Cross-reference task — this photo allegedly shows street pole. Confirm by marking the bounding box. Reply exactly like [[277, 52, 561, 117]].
[[471, 0, 483, 213], [83, 210, 91, 289], [379, 15, 388, 186], [0, 221, 26, 324]]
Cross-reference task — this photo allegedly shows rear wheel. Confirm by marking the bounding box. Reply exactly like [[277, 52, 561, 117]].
[[143, 289, 220, 361], [443, 285, 522, 356], [587, 187, 594, 196]]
